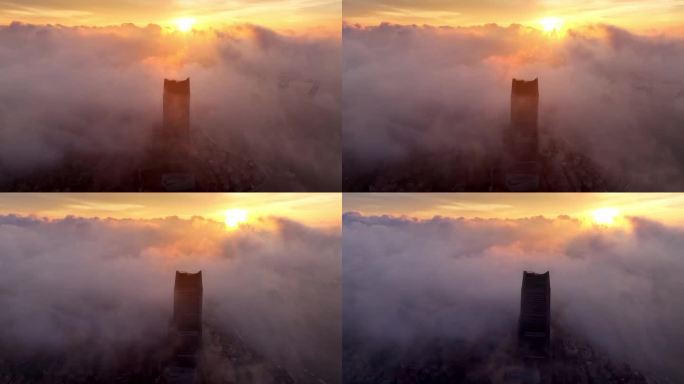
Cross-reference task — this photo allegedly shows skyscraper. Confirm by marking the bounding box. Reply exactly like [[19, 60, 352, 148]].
[[172, 270, 203, 366], [140, 79, 196, 191], [518, 271, 551, 359], [504, 78, 542, 191], [510, 78, 539, 145], [163, 78, 191, 145]]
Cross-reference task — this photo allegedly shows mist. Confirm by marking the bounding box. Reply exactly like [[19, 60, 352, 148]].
[[0, 22, 341, 191], [0, 214, 341, 383], [343, 211, 684, 381], [343, 23, 684, 190]]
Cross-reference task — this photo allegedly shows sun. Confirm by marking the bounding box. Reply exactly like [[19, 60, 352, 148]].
[[591, 207, 620, 226], [225, 208, 249, 229], [174, 17, 196, 33], [539, 17, 564, 33]]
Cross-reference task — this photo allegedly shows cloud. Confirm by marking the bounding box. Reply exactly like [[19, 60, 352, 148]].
[[0, 1, 341, 32], [342, 0, 538, 23], [0, 22, 341, 191], [343, 212, 684, 381], [0, 214, 341, 383], [342, 23, 684, 190]]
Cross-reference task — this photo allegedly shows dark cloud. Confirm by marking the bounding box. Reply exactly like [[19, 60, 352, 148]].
[[0, 23, 341, 190], [343, 213, 684, 381], [0, 215, 341, 383], [342, 23, 684, 190]]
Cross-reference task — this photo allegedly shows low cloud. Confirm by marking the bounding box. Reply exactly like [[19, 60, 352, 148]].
[[0, 214, 341, 383], [343, 212, 684, 381], [343, 23, 684, 190], [0, 23, 341, 190]]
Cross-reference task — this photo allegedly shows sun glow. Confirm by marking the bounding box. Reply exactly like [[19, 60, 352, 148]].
[[225, 208, 249, 229], [174, 17, 196, 33], [539, 17, 564, 33], [591, 207, 620, 226]]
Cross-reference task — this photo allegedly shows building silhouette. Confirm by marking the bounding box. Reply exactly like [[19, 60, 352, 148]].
[[173, 270, 203, 366], [510, 78, 539, 152], [504, 78, 542, 191], [163, 79, 191, 150], [164, 271, 203, 384], [518, 271, 550, 360], [140, 78, 196, 191]]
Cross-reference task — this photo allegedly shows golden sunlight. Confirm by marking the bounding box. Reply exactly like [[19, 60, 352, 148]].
[[539, 17, 564, 33], [174, 17, 196, 33], [591, 207, 620, 226], [225, 208, 249, 229]]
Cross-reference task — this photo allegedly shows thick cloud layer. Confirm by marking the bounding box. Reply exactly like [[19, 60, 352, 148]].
[[0, 23, 341, 190], [343, 23, 684, 190], [0, 215, 341, 383], [343, 212, 684, 381]]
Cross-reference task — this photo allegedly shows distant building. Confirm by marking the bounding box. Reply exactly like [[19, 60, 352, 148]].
[[163, 79, 191, 147], [504, 78, 541, 191], [518, 271, 550, 359], [510, 78, 539, 148], [164, 271, 203, 384], [140, 78, 196, 191]]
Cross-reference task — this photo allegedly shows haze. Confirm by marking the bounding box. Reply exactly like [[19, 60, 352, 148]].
[[345, 193, 684, 225], [0, 20, 341, 191], [343, 13, 684, 190], [0, 0, 340, 34], [344, 0, 684, 33], [0, 194, 342, 383], [0, 193, 341, 227], [343, 197, 684, 381]]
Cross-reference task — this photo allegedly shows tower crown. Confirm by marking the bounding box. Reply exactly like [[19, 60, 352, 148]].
[[164, 78, 190, 95], [174, 270, 202, 290], [512, 78, 539, 97]]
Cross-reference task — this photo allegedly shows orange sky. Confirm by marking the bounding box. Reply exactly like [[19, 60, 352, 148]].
[[344, 193, 684, 226], [0, 0, 340, 34], [0, 193, 341, 228], [344, 0, 684, 33]]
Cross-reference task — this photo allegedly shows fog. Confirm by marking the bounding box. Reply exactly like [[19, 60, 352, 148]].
[[343, 23, 684, 190], [0, 214, 341, 383], [343, 212, 684, 381], [0, 22, 341, 191]]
